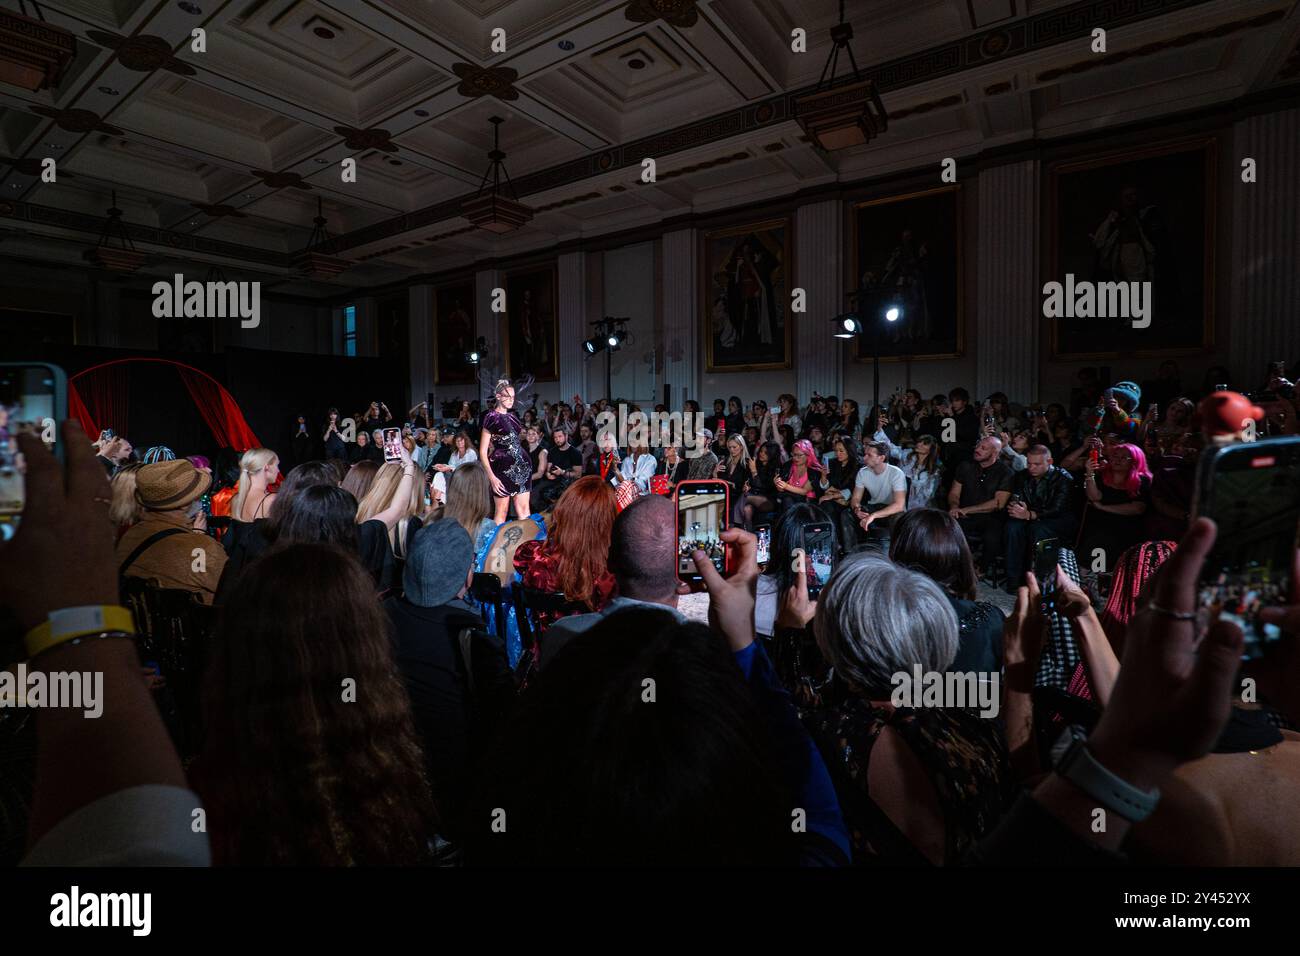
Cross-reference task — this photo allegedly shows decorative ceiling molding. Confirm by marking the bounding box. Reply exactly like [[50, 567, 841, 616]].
[[85, 31, 196, 77], [250, 169, 313, 191], [451, 62, 520, 100], [890, 94, 964, 121], [192, 202, 246, 219], [624, 0, 701, 29], [29, 106, 122, 135], [1036, 9, 1287, 82], [334, 126, 398, 152], [329, 0, 1224, 255], [2, 155, 75, 178]]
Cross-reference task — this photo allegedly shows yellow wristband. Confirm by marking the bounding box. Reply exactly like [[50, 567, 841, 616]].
[[24, 605, 136, 660]]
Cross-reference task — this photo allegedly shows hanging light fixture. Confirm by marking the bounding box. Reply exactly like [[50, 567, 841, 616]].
[[795, 0, 888, 151], [0, 2, 76, 92], [461, 116, 533, 234], [291, 196, 350, 279], [83, 190, 146, 273]]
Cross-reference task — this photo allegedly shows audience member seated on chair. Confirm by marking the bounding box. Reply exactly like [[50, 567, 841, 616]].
[[947, 436, 1012, 574], [848, 441, 906, 552], [888, 509, 1004, 674], [818, 437, 860, 525], [740, 440, 783, 529], [513, 476, 618, 633], [117, 459, 227, 605], [540, 494, 686, 670], [385, 518, 514, 841], [1002, 445, 1078, 591], [192, 543, 437, 864], [809, 554, 1012, 864]]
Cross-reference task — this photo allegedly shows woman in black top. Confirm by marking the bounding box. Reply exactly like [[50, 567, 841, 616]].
[[724, 396, 746, 439], [739, 440, 783, 530], [716, 436, 750, 514], [655, 445, 689, 486]]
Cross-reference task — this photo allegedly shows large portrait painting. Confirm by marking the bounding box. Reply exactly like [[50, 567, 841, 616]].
[[851, 185, 963, 361], [433, 280, 477, 386], [702, 217, 792, 372], [505, 265, 558, 382], [1048, 138, 1215, 357]]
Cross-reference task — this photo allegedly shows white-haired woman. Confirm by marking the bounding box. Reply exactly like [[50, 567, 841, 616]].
[[479, 378, 533, 525], [806, 553, 1011, 865]]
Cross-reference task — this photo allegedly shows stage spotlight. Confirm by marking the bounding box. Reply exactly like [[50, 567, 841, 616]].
[[884, 306, 900, 322], [833, 314, 861, 338], [583, 338, 599, 355], [466, 349, 481, 365]]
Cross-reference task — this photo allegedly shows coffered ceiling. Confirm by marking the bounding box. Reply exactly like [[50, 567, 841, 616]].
[[0, 0, 1296, 296]]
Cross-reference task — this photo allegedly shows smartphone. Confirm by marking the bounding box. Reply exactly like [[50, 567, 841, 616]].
[[800, 521, 835, 599], [675, 479, 729, 584], [755, 523, 772, 570], [1192, 436, 1300, 660], [1033, 537, 1061, 610], [383, 427, 403, 462], [0, 363, 67, 542]]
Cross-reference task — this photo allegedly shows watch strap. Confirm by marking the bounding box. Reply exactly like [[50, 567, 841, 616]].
[[1058, 740, 1160, 822]]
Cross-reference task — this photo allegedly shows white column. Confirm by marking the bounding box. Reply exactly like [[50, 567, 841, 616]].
[[409, 284, 433, 408], [557, 251, 589, 402], [795, 199, 843, 401], [661, 228, 698, 408], [975, 160, 1040, 401], [1231, 107, 1300, 383]]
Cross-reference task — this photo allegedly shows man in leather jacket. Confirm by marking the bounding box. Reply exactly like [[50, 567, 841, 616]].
[[1002, 445, 1078, 591]]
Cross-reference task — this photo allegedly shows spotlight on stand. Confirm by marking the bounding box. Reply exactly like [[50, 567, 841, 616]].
[[832, 314, 862, 338], [583, 338, 599, 355], [466, 349, 481, 365], [832, 278, 906, 414], [583, 315, 631, 399], [884, 305, 901, 322]]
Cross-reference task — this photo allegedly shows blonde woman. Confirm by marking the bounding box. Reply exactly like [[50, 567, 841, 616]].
[[230, 448, 280, 523], [356, 460, 425, 557], [109, 462, 144, 538]]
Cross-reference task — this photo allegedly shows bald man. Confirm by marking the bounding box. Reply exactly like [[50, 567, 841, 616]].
[[539, 494, 685, 670]]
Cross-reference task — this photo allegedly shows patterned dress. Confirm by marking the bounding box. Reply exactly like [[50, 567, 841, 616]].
[[483, 410, 532, 497]]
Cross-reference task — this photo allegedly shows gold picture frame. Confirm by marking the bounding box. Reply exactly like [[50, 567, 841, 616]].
[[701, 216, 794, 372]]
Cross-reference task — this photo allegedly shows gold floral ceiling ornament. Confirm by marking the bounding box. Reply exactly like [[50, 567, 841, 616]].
[[452, 63, 519, 100], [624, 0, 700, 29], [85, 30, 196, 76]]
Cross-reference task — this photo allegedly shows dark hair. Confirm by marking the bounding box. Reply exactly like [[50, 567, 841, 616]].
[[763, 502, 836, 594], [465, 608, 795, 865], [949, 387, 970, 402], [266, 461, 338, 529], [863, 440, 890, 458], [910, 434, 941, 474], [757, 440, 783, 476], [889, 508, 978, 601], [213, 448, 242, 491], [194, 543, 435, 864], [267, 485, 360, 549]]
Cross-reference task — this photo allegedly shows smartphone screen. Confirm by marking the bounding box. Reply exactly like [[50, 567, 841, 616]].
[[801, 521, 834, 599], [1033, 537, 1061, 610], [383, 427, 403, 462], [1194, 437, 1300, 659], [0, 363, 67, 542], [755, 524, 771, 569], [676, 480, 729, 583]]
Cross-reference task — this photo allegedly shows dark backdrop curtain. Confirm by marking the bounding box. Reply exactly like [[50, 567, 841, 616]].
[[69, 365, 130, 439]]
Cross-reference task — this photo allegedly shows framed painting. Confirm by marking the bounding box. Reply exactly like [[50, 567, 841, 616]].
[[504, 264, 558, 382], [1047, 138, 1215, 357], [701, 217, 793, 372], [850, 185, 963, 361], [433, 279, 477, 386]]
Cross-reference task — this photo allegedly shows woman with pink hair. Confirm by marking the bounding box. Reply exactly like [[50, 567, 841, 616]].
[[1079, 441, 1154, 575], [1099, 539, 1178, 656], [773, 438, 825, 513]]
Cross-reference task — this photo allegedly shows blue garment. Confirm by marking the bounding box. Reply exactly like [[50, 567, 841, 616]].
[[733, 641, 850, 866], [470, 514, 547, 668]]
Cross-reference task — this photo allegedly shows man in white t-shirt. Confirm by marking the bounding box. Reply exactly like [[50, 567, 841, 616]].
[[849, 441, 907, 552]]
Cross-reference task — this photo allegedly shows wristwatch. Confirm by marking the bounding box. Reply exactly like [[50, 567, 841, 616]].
[[1051, 725, 1161, 822]]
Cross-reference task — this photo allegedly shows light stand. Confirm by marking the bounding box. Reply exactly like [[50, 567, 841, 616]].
[[583, 316, 630, 400], [831, 279, 903, 416]]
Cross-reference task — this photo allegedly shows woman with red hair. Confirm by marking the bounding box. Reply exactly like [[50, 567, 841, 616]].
[[513, 476, 618, 631], [1079, 441, 1153, 572]]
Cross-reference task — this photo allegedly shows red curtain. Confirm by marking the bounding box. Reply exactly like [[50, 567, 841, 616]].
[[176, 367, 261, 451], [68, 384, 98, 438], [69, 364, 130, 439]]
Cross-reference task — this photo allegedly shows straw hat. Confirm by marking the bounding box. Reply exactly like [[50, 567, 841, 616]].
[[135, 459, 212, 511]]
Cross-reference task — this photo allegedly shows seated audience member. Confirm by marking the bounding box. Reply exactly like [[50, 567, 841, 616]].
[[774, 439, 824, 512], [430, 429, 478, 504], [687, 427, 720, 480], [542, 493, 686, 666], [117, 459, 227, 604], [1084, 381, 1143, 442], [848, 441, 906, 552], [529, 424, 581, 513], [440, 463, 497, 554], [587, 430, 621, 483], [1146, 432, 1196, 541], [809, 554, 1011, 864], [192, 543, 436, 864], [1098, 539, 1177, 657], [739, 440, 782, 529], [348, 429, 383, 465], [755, 503, 835, 639], [620, 441, 657, 496], [899, 434, 942, 510], [513, 476, 618, 634], [385, 520, 514, 841], [888, 509, 1003, 673], [716, 435, 750, 504], [1079, 441, 1152, 572], [944, 388, 981, 468], [524, 424, 548, 489], [467, 528, 848, 866], [818, 436, 861, 521], [655, 444, 690, 488], [1002, 445, 1078, 591], [946, 436, 1012, 573], [340, 459, 379, 504], [725, 395, 746, 438]]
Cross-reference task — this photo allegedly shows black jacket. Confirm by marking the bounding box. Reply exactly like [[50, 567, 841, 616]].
[[1010, 466, 1076, 522]]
